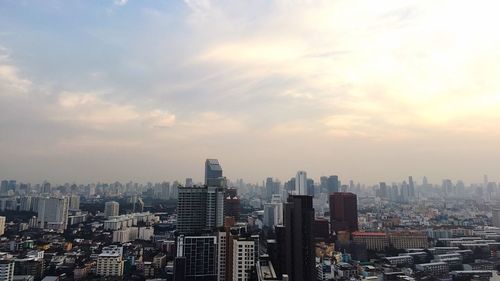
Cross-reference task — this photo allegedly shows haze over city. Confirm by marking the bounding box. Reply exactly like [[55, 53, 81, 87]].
[[2, 0, 500, 184]]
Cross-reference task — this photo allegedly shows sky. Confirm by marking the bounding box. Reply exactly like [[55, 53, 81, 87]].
[[1, 0, 500, 185]]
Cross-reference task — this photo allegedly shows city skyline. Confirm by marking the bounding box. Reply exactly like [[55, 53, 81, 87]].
[[2, 1, 500, 183]]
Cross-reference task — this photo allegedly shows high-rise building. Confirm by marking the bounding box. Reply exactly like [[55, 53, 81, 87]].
[[295, 171, 307, 195], [329, 192, 358, 233], [69, 195, 80, 211], [41, 182, 51, 194], [177, 185, 224, 235], [263, 195, 283, 228], [104, 201, 120, 218], [232, 237, 257, 281], [217, 230, 228, 281], [205, 159, 224, 187], [0, 216, 5, 236], [0, 255, 14, 281], [96, 246, 124, 277], [37, 197, 69, 231], [493, 209, 500, 227], [408, 176, 415, 198], [185, 178, 193, 188], [266, 177, 280, 199], [327, 176, 339, 194], [176, 235, 218, 281], [306, 179, 314, 196], [379, 182, 388, 198], [282, 195, 315, 281], [224, 188, 240, 221]]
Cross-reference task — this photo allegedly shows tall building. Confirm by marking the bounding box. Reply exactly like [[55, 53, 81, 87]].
[[306, 179, 314, 196], [263, 195, 283, 227], [329, 192, 358, 233], [104, 201, 120, 218], [265, 177, 280, 199], [41, 182, 51, 194], [224, 188, 240, 221], [37, 197, 69, 231], [176, 235, 218, 281], [492, 209, 500, 227], [69, 195, 80, 211], [282, 195, 315, 281], [0, 256, 14, 281], [185, 178, 193, 187], [205, 159, 224, 187], [327, 175, 339, 193], [379, 182, 388, 198], [0, 216, 5, 236], [177, 185, 224, 235], [232, 237, 257, 281], [295, 171, 307, 195], [408, 176, 415, 198], [96, 246, 124, 277]]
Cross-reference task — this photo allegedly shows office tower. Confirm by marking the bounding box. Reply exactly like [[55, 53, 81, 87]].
[[266, 177, 280, 199], [0, 216, 5, 236], [329, 192, 358, 233], [379, 182, 388, 198], [327, 175, 339, 193], [295, 171, 307, 195], [104, 201, 120, 218], [284, 177, 296, 193], [306, 179, 314, 196], [493, 209, 500, 227], [442, 179, 453, 197], [176, 235, 218, 281], [224, 188, 240, 221], [282, 195, 315, 281], [401, 181, 410, 203], [37, 197, 69, 231], [69, 195, 80, 211], [408, 176, 415, 198], [320, 176, 328, 191], [205, 159, 224, 187], [0, 255, 14, 281], [19, 196, 32, 212], [0, 181, 7, 194], [185, 178, 193, 188], [96, 246, 124, 277], [263, 195, 283, 228], [161, 182, 171, 200], [232, 237, 257, 281], [41, 182, 51, 194], [177, 186, 224, 235]]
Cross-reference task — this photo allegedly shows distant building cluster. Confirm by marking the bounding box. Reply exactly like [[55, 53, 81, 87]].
[[0, 165, 500, 281]]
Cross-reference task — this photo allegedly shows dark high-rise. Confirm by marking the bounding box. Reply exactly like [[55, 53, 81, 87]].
[[282, 195, 315, 281], [177, 185, 224, 235], [205, 159, 223, 186], [329, 192, 358, 233]]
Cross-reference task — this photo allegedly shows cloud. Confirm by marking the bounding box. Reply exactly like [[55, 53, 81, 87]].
[[114, 0, 128, 6], [0, 48, 31, 95]]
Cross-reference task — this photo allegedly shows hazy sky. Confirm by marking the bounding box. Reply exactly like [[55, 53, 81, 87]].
[[1, 0, 500, 185]]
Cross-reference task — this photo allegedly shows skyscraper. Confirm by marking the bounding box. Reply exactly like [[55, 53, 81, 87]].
[[295, 171, 307, 195], [37, 196, 70, 231], [265, 177, 280, 199], [205, 159, 223, 187], [177, 185, 224, 235], [104, 201, 120, 218], [329, 192, 358, 233], [408, 176, 415, 199], [176, 235, 218, 281], [327, 175, 340, 193], [0, 216, 5, 236], [282, 195, 315, 281]]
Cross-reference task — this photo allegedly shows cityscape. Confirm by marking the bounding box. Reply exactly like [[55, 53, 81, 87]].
[[0, 159, 500, 281], [3, 1, 500, 281]]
